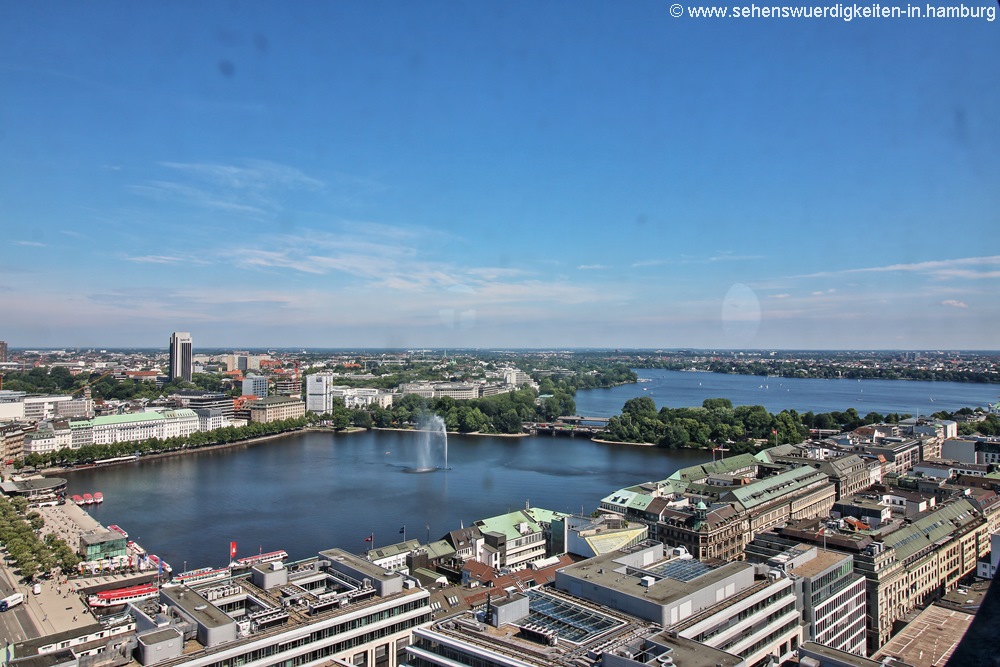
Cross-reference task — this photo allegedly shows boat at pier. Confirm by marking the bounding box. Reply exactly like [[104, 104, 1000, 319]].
[[171, 566, 231, 586], [108, 525, 127, 538], [147, 554, 172, 574], [82, 493, 94, 504], [94, 491, 103, 503], [87, 583, 159, 608], [72, 495, 84, 505], [232, 550, 288, 569]]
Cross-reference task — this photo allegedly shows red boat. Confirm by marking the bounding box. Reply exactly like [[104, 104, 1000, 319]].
[[108, 525, 128, 538], [82, 493, 94, 504], [72, 495, 84, 505], [147, 554, 172, 574], [87, 583, 159, 608], [93, 492, 104, 503]]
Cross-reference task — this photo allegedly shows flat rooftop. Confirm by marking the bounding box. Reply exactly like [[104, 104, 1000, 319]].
[[786, 547, 852, 579], [873, 603, 973, 666], [557, 545, 751, 606]]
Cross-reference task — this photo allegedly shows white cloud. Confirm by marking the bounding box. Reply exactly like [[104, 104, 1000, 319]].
[[798, 255, 1000, 280], [631, 259, 666, 268], [770, 293, 791, 299], [15, 241, 46, 247], [158, 159, 324, 191], [941, 299, 968, 308], [577, 264, 610, 270], [125, 255, 184, 264]]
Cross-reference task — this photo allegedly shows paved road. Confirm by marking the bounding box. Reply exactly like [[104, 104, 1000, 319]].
[[0, 558, 37, 644]]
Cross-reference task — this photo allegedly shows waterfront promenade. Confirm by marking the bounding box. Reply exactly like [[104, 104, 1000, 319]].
[[0, 502, 161, 642]]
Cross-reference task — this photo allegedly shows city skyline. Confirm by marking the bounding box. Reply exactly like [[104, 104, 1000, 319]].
[[1, 2, 998, 350]]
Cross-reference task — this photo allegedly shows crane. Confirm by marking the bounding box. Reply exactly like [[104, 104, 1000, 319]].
[[72, 371, 116, 395]]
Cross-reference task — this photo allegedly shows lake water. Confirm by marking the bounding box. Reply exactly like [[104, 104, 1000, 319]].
[[67, 431, 709, 572], [574, 369, 1000, 418], [65, 370, 998, 572]]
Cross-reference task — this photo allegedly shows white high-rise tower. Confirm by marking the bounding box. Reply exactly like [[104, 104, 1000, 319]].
[[169, 331, 193, 383]]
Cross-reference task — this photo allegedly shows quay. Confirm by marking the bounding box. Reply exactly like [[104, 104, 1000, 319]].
[[0, 501, 164, 643]]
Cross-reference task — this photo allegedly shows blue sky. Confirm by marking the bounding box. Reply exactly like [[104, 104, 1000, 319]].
[[1, 1, 998, 349]]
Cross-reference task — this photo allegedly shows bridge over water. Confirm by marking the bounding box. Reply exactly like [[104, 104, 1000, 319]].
[[527, 415, 610, 437]]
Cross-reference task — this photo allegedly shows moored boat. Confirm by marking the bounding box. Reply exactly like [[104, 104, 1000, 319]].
[[87, 583, 159, 608], [93, 491, 104, 503], [171, 566, 231, 586], [82, 493, 94, 504], [147, 554, 172, 574], [108, 525, 128, 538], [72, 495, 84, 505], [232, 549, 288, 569]]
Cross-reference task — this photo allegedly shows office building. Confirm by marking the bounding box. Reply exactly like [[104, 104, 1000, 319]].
[[242, 374, 269, 399], [247, 396, 306, 423], [131, 548, 430, 667], [600, 454, 836, 561], [0, 339, 7, 362], [745, 540, 868, 656], [406, 588, 675, 667], [174, 390, 235, 421], [168, 331, 193, 383], [556, 543, 802, 667]]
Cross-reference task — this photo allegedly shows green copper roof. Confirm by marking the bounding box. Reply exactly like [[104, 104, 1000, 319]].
[[723, 466, 828, 510], [882, 499, 978, 565], [476, 509, 548, 540], [91, 412, 165, 426], [667, 453, 759, 483]]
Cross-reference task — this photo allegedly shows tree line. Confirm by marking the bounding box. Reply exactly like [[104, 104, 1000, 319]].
[[315, 388, 563, 435], [0, 496, 80, 582], [16, 416, 313, 470], [603, 396, 1000, 451], [311, 363, 635, 434], [603, 396, 917, 452]]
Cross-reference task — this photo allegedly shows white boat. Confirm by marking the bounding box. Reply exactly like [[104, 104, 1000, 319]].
[[232, 550, 288, 569], [172, 566, 231, 586]]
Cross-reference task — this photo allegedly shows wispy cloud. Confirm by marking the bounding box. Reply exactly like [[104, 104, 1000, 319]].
[[708, 251, 764, 262], [15, 241, 46, 247], [224, 225, 612, 312], [632, 259, 667, 268], [129, 159, 324, 219], [125, 255, 185, 264], [770, 293, 791, 299], [941, 299, 968, 308], [158, 159, 324, 191], [577, 264, 610, 270], [798, 255, 1000, 280]]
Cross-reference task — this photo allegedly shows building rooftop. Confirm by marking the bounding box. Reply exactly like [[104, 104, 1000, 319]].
[[557, 543, 749, 607], [874, 604, 973, 667]]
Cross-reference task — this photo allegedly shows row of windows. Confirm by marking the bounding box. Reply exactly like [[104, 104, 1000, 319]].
[[694, 594, 794, 644], [735, 617, 799, 660], [192, 603, 429, 667], [814, 578, 864, 620]]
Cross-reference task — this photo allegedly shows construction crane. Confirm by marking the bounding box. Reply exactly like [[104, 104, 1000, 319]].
[[72, 371, 116, 396]]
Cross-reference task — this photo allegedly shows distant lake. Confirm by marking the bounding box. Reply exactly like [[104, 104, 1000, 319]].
[[66, 431, 710, 572], [573, 369, 1000, 418]]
